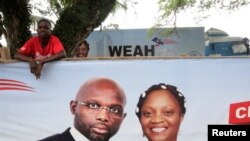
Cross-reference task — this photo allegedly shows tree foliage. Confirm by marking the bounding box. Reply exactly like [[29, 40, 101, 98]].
[[150, 0, 250, 36], [53, 0, 116, 56], [0, 0, 32, 57]]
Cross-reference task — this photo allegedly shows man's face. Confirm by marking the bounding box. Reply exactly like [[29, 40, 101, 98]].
[[71, 82, 126, 141], [36, 21, 51, 38]]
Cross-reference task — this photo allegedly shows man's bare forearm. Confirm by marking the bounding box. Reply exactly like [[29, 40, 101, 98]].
[[14, 53, 35, 63]]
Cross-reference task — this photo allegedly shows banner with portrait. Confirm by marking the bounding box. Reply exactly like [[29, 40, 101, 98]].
[[0, 58, 250, 141]]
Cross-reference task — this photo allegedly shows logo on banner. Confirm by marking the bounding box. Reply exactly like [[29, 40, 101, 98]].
[[151, 37, 177, 47], [229, 101, 250, 124], [0, 78, 35, 92]]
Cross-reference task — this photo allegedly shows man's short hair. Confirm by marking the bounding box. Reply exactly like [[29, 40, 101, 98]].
[[37, 18, 51, 28]]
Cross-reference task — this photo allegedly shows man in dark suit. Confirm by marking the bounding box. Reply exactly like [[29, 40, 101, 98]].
[[39, 77, 127, 141], [39, 128, 74, 141]]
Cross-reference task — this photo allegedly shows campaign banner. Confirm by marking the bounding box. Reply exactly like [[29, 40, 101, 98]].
[[0, 58, 250, 141], [86, 27, 205, 57]]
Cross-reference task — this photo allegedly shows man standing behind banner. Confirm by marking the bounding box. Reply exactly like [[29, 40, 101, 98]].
[[39, 77, 127, 141], [14, 18, 66, 79]]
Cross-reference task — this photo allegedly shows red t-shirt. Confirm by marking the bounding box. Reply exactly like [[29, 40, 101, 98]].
[[18, 35, 65, 60]]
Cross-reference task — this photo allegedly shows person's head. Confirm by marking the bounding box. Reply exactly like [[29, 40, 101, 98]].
[[135, 83, 186, 141], [75, 40, 90, 57], [36, 18, 52, 39], [70, 77, 127, 141]]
